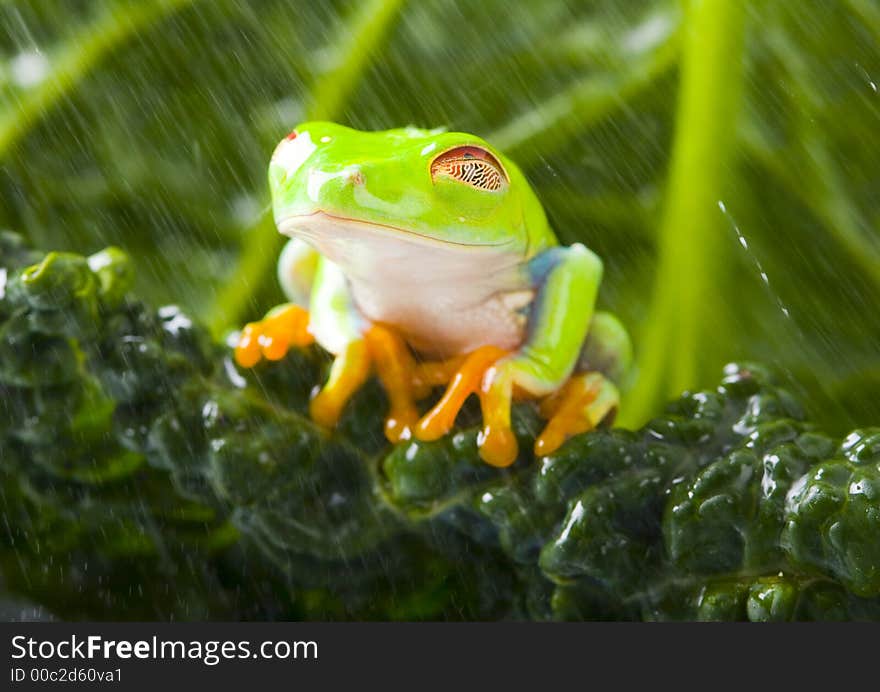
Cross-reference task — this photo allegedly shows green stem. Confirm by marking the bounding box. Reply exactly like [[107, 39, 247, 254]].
[[621, 0, 747, 427], [0, 0, 196, 157], [207, 0, 407, 336]]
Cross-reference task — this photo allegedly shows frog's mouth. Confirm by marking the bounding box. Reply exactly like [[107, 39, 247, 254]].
[[277, 210, 524, 288], [276, 211, 516, 250]]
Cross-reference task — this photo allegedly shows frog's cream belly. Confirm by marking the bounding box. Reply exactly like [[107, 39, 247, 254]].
[[349, 277, 532, 357], [281, 213, 533, 358]]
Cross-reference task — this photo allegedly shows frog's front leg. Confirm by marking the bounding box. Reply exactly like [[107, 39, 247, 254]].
[[414, 345, 511, 440], [234, 243, 368, 425], [362, 324, 421, 442], [234, 239, 317, 367], [237, 248, 421, 440], [481, 244, 609, 466], [234, 304, 314, 367], [309, 266, 423, 438], [416, 243, 607, 467], [292, 253, 366, 430]]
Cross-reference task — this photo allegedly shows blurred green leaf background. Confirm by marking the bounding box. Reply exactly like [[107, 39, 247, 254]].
[[1, 0, 878, 430]]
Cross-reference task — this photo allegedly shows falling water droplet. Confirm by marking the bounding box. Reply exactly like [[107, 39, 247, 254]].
[[10, 50, 50, 88], [718, 200, 793, 320]]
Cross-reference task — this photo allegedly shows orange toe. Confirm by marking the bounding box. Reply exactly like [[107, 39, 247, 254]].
[[234, 304, 312, 368], [384, 410, 419, 443], [477, 424, 519, 467], [309, 339, 370, 429], [365, 325, 421, 443], [533, 373, 604, 456], [415, 346, 508, 441], [234, 323, 263, 368], [476, 360, 519, 466], [259, 323, 291, 361]]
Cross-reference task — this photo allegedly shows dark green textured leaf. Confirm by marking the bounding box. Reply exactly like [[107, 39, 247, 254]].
[[2, 0, 880, 621], [6, 238, 880, 620]]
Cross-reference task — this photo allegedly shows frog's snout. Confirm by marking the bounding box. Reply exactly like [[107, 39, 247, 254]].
[[271, 130, 318, 182]]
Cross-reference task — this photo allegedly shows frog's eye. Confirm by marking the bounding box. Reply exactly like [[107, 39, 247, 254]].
[[430, 146, 508, 191]]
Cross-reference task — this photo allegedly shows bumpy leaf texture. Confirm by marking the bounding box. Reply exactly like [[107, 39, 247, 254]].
[[3, 238, 880, 621]]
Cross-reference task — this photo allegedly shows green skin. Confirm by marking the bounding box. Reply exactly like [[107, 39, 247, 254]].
[[268, 121, 631, 419]]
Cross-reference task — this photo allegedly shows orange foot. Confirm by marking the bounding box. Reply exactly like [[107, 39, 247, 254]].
[[364, 325, 420, 442], [234, 303, 313, 367], [412, 346, 516, 466], [235, 314, 420, 440], [416, 352, 620, 468], [414, 346, 509, 441], [276, 324, 422, 442], [236, 310, 619, 464], [535, 372, 620, 457]]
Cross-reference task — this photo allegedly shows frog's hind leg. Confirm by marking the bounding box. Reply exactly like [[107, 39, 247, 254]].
[[534, 373, 619, 456], [533, 311, 630, 456], [576, 311, 633, 386]]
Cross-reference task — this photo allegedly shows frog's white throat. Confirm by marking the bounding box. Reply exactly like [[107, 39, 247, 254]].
[[276, 211, 522, 277], [277, 211, 514, 251], [277, 211, 533, 357]]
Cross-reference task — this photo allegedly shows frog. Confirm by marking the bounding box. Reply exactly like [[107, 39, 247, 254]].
[[234, 121, 632, 467]]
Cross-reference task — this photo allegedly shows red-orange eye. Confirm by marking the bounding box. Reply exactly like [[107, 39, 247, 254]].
[[430, 146, 508, 191], [285, 130, 298, 141]]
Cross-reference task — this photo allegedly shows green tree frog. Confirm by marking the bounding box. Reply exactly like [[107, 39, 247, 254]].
[[235, 122, 632, 467]]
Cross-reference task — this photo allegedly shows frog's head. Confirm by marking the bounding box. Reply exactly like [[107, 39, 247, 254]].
[[268, 121, 554, 261]]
